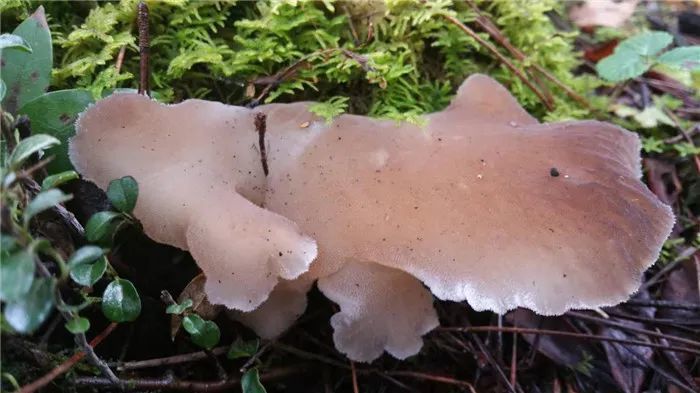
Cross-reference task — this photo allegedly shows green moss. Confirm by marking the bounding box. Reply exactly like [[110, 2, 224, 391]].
[[4, 0, 599, 121]]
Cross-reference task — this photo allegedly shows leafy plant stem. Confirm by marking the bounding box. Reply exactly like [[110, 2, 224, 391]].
[[29, 261, 123, 390]]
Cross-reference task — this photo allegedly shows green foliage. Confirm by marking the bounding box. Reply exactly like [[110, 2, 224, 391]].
[[41, 170, 78, 189], [102, 278, 142, 322], [85, 211, 122, 244], [1, 7, 52, 113], [107, 175, 139, 213], [228, 338, 260, 359], [4, 277, 54, 333], [0, 33, 32, 52], [166, 298, 193, 315], [309, 96, 349, 123], [70, 255, 107, 287], [24, 188, 71, 223], [182, 314, 221, 350], [597, 31, 700, 82], [0, 10, 146, 349], [65, 316, 90, 334], [241, 368, 267, 393], [0, 250, 36, 302], [7, 134, 59, 170], [17, 89, 94, 173], [3, 0, 597, 123]]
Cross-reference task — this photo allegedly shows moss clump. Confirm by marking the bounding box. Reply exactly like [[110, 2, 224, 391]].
[[2, 0, 600, 121]]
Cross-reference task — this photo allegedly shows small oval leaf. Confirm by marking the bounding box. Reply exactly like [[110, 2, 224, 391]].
[[106, 176, 139, 213], [0, 250, 36, 302], [70, 257, 107, 287], [9, 134, 60, 169], [65, 316, 90, 334], [41, 170, 79, 189], [4, 277, 54, 333], [182, 314, 220, 350], [0, 33, 32, 52], [102, 278, 141, 322], [68, 246, 104, 268], [85, 211, 122, 244], [18, 89, 95, 173], [24, 189, 72, 223], [241, 368, 268, 393]]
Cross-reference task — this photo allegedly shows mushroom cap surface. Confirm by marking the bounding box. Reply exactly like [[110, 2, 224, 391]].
[[71, 94, 317, 312], [263, 74, 674, 315]]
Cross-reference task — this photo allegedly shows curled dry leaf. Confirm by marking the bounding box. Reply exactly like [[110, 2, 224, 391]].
[[71, 74, 673, 362]]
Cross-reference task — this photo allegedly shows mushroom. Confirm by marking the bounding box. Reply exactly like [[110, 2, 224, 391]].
[[71, 95, 317, 312], [70, 74, 673, 362]]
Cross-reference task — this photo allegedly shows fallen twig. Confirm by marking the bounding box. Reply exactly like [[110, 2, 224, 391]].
[[19, 322, 118, 393]]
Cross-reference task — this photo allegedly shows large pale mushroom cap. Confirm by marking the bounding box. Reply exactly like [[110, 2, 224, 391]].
[[71, 94, 317, 312], [263, 74, 674, 316]]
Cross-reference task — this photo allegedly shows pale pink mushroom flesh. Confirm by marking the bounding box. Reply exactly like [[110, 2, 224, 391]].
[[70, 74, 673, 362]]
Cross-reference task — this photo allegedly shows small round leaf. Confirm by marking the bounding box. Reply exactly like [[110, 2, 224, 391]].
[[24, 189, 72, 223], [70, 257, 107, 287], [85, 211, 122, 244], [165, 298, 193, 315], [8, 134, 60, 169], [0, 250, 35, 302], [241, 368, 267, 393], [102, 278, 141, 322], [65, 316, 90, 334], [0, 33, 32, 52], [4, 277, 54, 333], [41, 170, 79, 190], [106, 176, 139, 213], [182, 314, 220, 350]]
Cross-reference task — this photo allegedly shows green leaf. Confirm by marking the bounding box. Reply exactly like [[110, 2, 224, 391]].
[[165, 298, 193, 315], [24, 189, 72, 223], [85, 211, 121, 244], [101, 278, 141, 322], [1, 7, 52, 113], [107, 176, 139, 213], [69, 257, 107, 286], [228, 338, 260, 359], [617, 31, 673, 57], [241, 369, 267, 393], [8, 134, 60, 169], [68, 246, 104, 268], [658, 46, 700, 70], [596, 54, 649, 82], [42, 170, 79, 189], [65, 316, 90, 334], [0, 250, 35, 302], [0, 33, 32, 52], [18, 89, 94, 173], [4, 277, 54, 333], [182, 314, 220, 350]]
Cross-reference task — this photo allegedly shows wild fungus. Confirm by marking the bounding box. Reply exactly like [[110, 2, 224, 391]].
[[70, 74, 673, 362], [71, 95, 317, 312]]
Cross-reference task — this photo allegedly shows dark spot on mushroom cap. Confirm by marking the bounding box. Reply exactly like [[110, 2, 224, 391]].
[[550, 167, 560, 177]]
